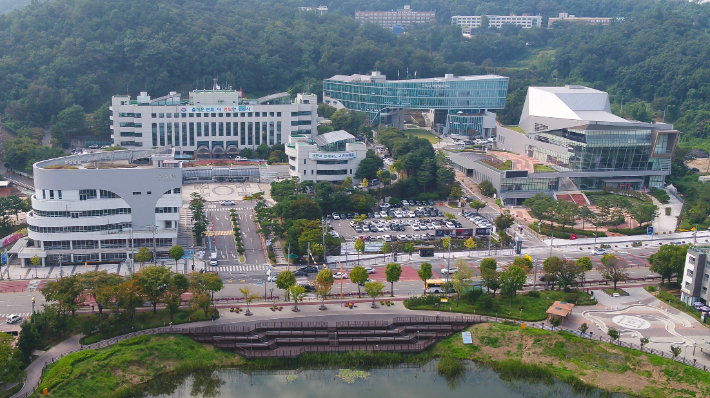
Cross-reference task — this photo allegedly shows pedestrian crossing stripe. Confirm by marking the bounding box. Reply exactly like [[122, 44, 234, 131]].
[[205, 231, 235, 236], [205, 265, 266, 272], [0, 313, 31, 318]]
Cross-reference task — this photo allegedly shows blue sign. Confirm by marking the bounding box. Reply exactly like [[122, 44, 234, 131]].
[[1, 251, 6, 265], [647, 227, 654, 235], [180, 251, 194, 259]]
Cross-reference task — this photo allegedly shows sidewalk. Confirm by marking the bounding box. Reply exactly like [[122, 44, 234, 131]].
[[544, 230, 710, 248]]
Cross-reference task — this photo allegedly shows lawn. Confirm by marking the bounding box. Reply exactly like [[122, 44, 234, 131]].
[[404, 129, 438, 144], [481, 159, 512, 171], [79, 308, 217, 345], [405, 289, 597, 321], [533, 164, 556, 172], [37, 334, 240, 398], [603, 288, 629, 296], [502, 125, 525, 134], [430, 322, 710, 397]]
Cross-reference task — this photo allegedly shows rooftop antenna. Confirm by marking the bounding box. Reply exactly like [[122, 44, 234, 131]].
[[213, 78, 218, 91]]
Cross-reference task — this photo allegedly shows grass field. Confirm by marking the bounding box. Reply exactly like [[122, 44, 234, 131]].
[[38, 334, 240, 398], [404, 129, 438, 144]]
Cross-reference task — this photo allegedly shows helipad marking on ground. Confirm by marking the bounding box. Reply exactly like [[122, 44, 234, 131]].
[[612, 315, 651, 329]]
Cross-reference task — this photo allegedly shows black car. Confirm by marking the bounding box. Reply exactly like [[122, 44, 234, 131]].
[[299, 266, 319, 273], [369, 225, 378, 232], [428, 199, 434, 205], [301, 284, 316, 292], [346, 213, 354, 219], [367, 213, 374, 218], [293, 270, 308, 276], [340, 213, 346, 219]]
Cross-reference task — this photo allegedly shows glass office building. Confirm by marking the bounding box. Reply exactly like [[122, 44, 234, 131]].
[[323, 72, 508, 132]]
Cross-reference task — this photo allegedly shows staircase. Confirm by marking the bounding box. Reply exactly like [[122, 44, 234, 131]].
[[177, 208, 193, 247], [176, 316, 480, 358], [555, 177, 590, 206]]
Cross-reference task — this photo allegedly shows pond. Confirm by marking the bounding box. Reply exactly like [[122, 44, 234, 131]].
[[135, 360, 627, 398]]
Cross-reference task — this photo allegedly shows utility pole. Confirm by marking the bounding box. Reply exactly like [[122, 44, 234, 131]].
[[287, 244, 291, 272]]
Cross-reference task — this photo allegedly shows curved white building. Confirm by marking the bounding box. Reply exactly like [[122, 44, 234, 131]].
[[19, 149, 182, 267]]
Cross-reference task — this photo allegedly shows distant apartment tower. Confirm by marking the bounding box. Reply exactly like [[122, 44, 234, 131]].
[[298, 5, 328, 16], [548, 13, 612, 28], [451, 14, 542, 29], [355, 5, 436, 28]]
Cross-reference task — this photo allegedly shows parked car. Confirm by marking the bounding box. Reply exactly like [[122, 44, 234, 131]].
[[299, 266, 319, 273], [333, 272, 349, 279], [357, 278, 375, 286], [591, 248, 608, 255], [293, 270, 308, 277]]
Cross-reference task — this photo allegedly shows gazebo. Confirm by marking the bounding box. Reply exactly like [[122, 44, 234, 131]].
[[546, 301, 575, 325]]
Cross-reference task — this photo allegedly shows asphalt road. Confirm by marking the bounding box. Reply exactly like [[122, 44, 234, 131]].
[[204, 201, 267, 268]]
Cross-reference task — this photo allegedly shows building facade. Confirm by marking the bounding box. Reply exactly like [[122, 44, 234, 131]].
[[323, 71, 507, 138], [548, 13, 612, 28], [298, 5, 328, 15], [18, 149, 181, 267], [681, 246, 710, 306], [285, 130, 367, 183], [110, 90, 317, 158], [451, 14, 542, 29], [355, 6, 435, 28]]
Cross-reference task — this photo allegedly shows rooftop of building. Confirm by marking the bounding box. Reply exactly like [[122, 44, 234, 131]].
[[326, 71, 506, 84], [546, 301, 575, 317], [523, 85, 641, 124], [34, 149, 171, 170], [313, 130, 356, 146]]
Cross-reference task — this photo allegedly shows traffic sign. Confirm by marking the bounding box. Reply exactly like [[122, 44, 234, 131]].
[[647, 227, 654, 235], [288, 254, 299, 259], [440, 298, 448, 303]]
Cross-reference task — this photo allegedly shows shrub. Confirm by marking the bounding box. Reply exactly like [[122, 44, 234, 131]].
[[645, 285, 658, 292], [564, 293, 578, 303], [527, 291, 540, 298], [665, 207, 671, 216]]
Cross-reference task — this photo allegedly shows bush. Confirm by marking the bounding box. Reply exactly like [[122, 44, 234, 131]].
[[649, 187, 670, 204], [564, 293, 579, 303], [526, 291, 540, 298], [476, 293, 494, 311], [645, 285, 658, 292], [665, 207, 671, 216]]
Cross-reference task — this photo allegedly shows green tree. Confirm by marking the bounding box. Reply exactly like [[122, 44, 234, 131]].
[[670, 345, 682, 357], [480, 258, 501, 296], [163, 273, 190, 320], [640, 336, 650, 350], [202, 273, 224, 304], [452, 258, 473, 306], [315, 269, 334, 310], [542, 256, 564, 290], [629, 202, 659, 228], [649, 244, 688, 286], [607, 327, 620, 342], [365, 280, 385, 308], [275, 270, 297, 300], [549, 316, 562, 328], [579, 323, 589, 336], [238, 286, 259, 315], [310, 242, 325, 262], [135, 265, 171, 314], [135, 247, 152, 270], [557, 260, 582, 290], [418, 262, 433, 292], [494, 211, 516, 245], [289, 285, 307, 312], [354, 237, 365, 265], [115, 279, 144, 321], [480, 14, 490, 29], [576, 256, 594, 286], [78, 270, 123, 315], [15, 320, 40, 368], [168, 245, 184, 273], [385, 262, 402, 298], [41, 275, 84, 315], [0, 332, 24, 387], [350, 266, 369, 298], [404, 242, 416, 260], [500, 265, 526, 300], [57, 104, 86, 135], [356, 158, 379, 180], [449, 186, 463, 200], [478, 180, 496, 197], [469, 199, 486, 214], [512, 256, 533, 273]]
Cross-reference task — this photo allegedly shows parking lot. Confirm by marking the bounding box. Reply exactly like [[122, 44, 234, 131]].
[[328, 199, 495, 243]]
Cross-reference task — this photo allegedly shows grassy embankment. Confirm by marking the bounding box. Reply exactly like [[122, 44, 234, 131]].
[[405, 289, 597, 322], [403, 129, 438, 144], [40, 321, 710, 398]]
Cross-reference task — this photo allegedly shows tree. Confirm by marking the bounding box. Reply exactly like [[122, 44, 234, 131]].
[[114, 279, 144, 321], [78, 270, 123, 315], [600, 254, 629, 291], [576, 257, 594, 286], [275, 270, 296, 300], [41, 275, 84, 315], [289, 285, 307, 312], [15, 320, 40, 368], [350, 266, 369, 298], [191, 292, 212, 317], [202, 273, 224, 304], [418, 262, 433, 293], [30, 255, 40, 276], [356, 159, 379, 181], [640, 336, 650, 350], [512, 256, 533, 274], [542, 256, 564, 290], [449, 186, 463, 200], [365, 280, 385, 308], [315, 269, 334, 310], [385, 263, 402, 298], [607, 327, 620, 342], [168, 245, 184, 273], [310, 242, 325, 262], [649, 244, 688, 286], [579, 323, 589, 336], [494, 211, 516, 246], [464, 237, 476, 256], [556, 199, 579, 234], [238, 286, 259, 315], [500, 265, 526, 301], [135, 247, 152, 270], [452, 258, 473, 306], [0, 332, 24, 387], [135, 265, 171, 314], [629, 202, 659, 227], [478, 180, 496, 197], [557, 260, 582, 290], [549, 316, 562, 328], [404, 242, 416, 260], [354, 237, 365, 265], [670, 345, 682, 357], [480, 14, 490, 29], [469, 199, 486, 214], [578, 206, 595, 230], [164, 273, 189, 320], [381, 242, 392, 262], [480, 266, 501, 297]]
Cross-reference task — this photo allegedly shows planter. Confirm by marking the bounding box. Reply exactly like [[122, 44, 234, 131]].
[[291, 307, 300, 312]]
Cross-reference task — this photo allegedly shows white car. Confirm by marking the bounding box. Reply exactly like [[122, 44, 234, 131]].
[[220, 200, 235, 206], [365, 267, 376, 274], [445, 221, 456, 229], [591, 248, 608, 255], [6, 314, 21, 324], [440, 267, 460, 275], [612, 293, 620, 298], [401, 200, 409, 206], [267, 272, 281, 282], [333, 272, 349, 279], [412, 224, 420, 231], [380, 211, 388, 218], [407, 211, 416, 217], [333, 214, 340, 220], [380, 203, 391, 208], [330, 231, 339, 238], [383, 235, 392, 242], [394, 210, 403, 218]]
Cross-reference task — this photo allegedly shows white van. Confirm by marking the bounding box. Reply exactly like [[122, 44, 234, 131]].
[[209, 252, 218, 266]]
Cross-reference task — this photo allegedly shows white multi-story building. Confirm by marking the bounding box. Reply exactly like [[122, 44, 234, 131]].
[[298, 5, 328, 15], [285, 131, 367, 183], [451, 14, 542, 29], [17, 149, 182, 267], [110, 90, 317, 158], [548, 13, 612, 28], [355, 6, 436, 28]]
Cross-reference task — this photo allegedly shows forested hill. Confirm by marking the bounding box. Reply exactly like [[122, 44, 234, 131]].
[[1, 0, 710, 148]]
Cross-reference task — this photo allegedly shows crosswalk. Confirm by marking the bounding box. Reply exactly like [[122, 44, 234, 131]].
[[205, 231, 235, 236], [205, 264, 266, 272], [1, 313, 31, 319], [206, 206, 251, 211]]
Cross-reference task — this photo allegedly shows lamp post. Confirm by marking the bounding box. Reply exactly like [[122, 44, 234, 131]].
[[31, 297, 35, 323]]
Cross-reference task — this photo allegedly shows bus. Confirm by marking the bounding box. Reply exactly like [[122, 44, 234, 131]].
[[425, 279, 444, 294]]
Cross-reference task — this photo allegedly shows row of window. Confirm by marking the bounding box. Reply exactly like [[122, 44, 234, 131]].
[[42, 238, 173, 249], [32, 208, 132, 218], [29, 222, 132, 234], [150, 121, 284, 147], [156, 207, 179, 213], [151, 111, 286, 118], [41, 189, 122, 200]]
